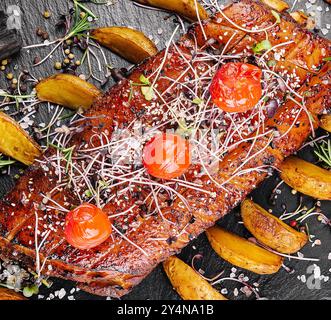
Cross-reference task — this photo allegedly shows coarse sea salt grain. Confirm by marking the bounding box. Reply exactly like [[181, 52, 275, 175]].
[[234, 288, 239, 297], [58, 288, 66, 299]]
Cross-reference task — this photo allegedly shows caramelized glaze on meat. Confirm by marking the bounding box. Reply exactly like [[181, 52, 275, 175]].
[[0, 0, 330, 297]]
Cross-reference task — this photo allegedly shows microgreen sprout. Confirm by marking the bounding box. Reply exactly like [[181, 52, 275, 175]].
[[128, 74, 156, 102], [271, 10, 281, 24], [192, 97, 203, 105], [49, 143, 75, 173]]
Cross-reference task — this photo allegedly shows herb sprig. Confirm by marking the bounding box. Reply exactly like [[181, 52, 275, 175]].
[[0, 156, 15, 169], [314, 139, 331, 168]]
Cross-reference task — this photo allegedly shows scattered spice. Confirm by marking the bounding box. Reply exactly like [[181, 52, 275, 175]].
[[54, 61, 62, 70], [43, 11, 51, 19], [6, 73, 13, 80]]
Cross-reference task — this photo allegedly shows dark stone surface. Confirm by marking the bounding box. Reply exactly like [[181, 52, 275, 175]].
[[0, 0, 330, 300]]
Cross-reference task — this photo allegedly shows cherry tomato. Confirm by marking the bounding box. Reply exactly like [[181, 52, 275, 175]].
[[210, 62, 263, 113], [64, 203, 112, 250], [142, 133, 191, 180]]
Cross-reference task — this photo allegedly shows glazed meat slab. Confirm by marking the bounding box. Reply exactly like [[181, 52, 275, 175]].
[[0, 0, 330, 297]]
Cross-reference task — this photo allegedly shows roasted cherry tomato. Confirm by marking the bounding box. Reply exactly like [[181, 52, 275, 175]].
[[142, 133, 191, 180], [210, 62, 263, 113], [64, 203, 112, 250]]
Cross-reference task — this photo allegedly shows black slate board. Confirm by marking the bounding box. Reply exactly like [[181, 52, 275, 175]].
[[0, 0, 330, 300]]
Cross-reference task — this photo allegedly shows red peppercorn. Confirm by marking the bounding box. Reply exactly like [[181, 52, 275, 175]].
[[290, 220, 297, 228]]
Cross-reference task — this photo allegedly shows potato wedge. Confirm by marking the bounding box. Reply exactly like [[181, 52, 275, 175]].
[[0, 288, 26, 300], [280, 156, 331, 200], [132, 0, 208, 22], [163, 256, 227, 300], [0, 112, 41, 165], [290, 11, 308, 24], [36, 74, 101, 111], [241, 199, 308, 254], [261, 0, 289, 12], [206, 227, 283, 275], [320, 114, 331, 133], [91, 27, 158, 64]]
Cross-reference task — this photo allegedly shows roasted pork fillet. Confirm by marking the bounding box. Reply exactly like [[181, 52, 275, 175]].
[[0, 0, 330, 297]]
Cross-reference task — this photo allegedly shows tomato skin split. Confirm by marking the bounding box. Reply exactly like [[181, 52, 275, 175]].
[[210, 62, 263, 113], [65, 203, 112, 250], [143, 133, 191, 180]]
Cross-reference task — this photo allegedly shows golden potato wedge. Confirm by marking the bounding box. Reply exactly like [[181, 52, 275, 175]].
[[241, 199, 308, 254], [280, 156, 331, 200], [290, 11, 308, 24], [163, 256, 227, 300], [0, 112, 41, 165], [0, 288, 26, 300], [91, 27, 158, 64], [132, 0, 208, 22], [36, 74, 101, 111], [206, 227, 283, 275], [320, 114, 331, 133], [261, 0, 289, 12]]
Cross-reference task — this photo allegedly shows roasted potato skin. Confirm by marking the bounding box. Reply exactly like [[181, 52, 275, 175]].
[[290, 11, 308, 24], [163, 256, 227, 300], [206, 227, 283, 275], [92, 27, 158, 64], [0, 288, 26, 300], [280, 156, 331, 200], [0, 112, 41, 165], [241, 199, 308, 254], [133, 0, 208, 22], [36, 74, 101, 111], [261, 0, 289, 11], [320, 114, 331, 133]]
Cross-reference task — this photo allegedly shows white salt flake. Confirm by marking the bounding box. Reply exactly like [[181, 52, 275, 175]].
[[58, 288, 66, 299], [321, 29, 329, 35], [233, 288, 239, 297]]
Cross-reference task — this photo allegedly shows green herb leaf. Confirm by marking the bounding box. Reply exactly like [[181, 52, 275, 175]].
[[271, 10, 281, 24], [267, 59, 276, 67], [139, 74, 150, 85], [252, 39, 272, 54], [85, 190, 93, 197], [23, 284, 39, 298], [192, 97, 203, 105], [323, 57, 331, 61], [141, 86, 155, 101]]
